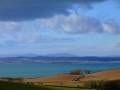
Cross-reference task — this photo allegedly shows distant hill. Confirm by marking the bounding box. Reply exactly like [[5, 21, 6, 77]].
[[46, 53, 78, 57], [0, 55, 120, 63]]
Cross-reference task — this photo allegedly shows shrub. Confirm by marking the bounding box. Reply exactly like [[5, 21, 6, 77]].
[[85, 80, 120, 90], [99, 80, 120, 90], [84, 80, 105, 89], [70, 70, 81, 75]]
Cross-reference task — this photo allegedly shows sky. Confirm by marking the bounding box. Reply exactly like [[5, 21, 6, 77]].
[[0, 0, 120, 56]]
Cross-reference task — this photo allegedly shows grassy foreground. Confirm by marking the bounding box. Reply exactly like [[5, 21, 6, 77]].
[[0, 81, 92, 90], [49, 86, 93, 90], [0, 81, 52, 90]]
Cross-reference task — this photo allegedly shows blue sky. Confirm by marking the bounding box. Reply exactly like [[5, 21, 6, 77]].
[[0, 0, 120, 56]]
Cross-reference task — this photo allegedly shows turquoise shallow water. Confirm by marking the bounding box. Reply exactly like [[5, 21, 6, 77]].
[[0, 63, 120, 77]]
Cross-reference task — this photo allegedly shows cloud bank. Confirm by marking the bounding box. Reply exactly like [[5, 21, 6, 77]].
[[0, 7, 120, 46], [0, 21, 41, 46], [39, 12, 120, 34]]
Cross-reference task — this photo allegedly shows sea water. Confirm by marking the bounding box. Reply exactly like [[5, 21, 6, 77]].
[[0, 63, 120, 77]]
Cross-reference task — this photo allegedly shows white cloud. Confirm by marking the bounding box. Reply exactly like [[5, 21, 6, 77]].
[[102, 21, 120, 33], [0, 21, 21, 32], [0, 21, 41, 45], [0, 11, 119, 46], [39, 12, 120, 34]]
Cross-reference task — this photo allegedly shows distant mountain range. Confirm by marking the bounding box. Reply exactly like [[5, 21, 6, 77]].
[[0, 55, 120, 64], [45, 53, 79, 57]]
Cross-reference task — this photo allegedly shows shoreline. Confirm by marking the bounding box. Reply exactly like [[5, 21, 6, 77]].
[[0, 67, 120, 88], [0, 67, 120, 79], [0, 61, 120, 64]]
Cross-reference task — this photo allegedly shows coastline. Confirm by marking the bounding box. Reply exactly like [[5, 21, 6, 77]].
[[0, 67, 120, 88]]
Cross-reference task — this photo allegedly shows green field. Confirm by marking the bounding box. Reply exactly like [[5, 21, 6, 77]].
[[49, 86, 94, 90], [0, 81, 92, 90]]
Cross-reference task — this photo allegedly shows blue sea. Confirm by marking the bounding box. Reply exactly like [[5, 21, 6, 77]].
[[0, 63, 120, 77]]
